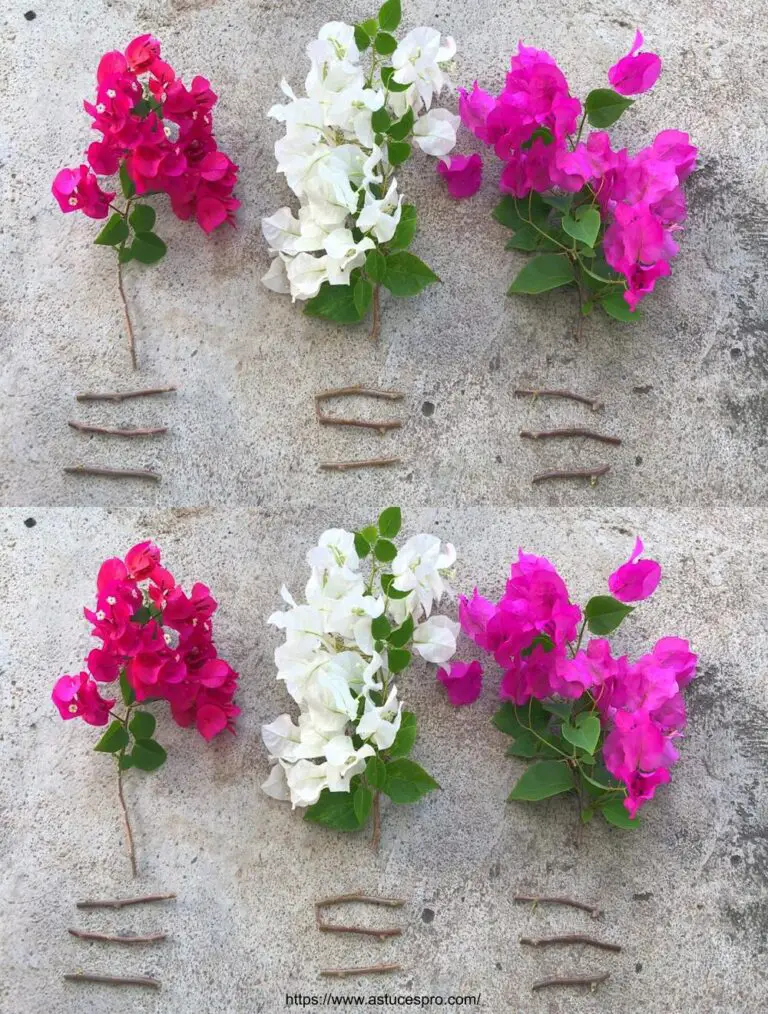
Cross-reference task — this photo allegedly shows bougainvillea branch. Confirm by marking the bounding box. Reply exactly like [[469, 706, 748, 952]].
[[52, 542, 239, 873], [52, 35, 239, 367], [261, 509, 458, 844], [441, 538, 697, 825]]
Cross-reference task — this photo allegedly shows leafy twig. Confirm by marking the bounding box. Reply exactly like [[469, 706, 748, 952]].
[[68, 422, 168, 437], [532, 465, 610, 485], [320, 964, 401, 978], [76, 893, 176, 910], [68, 929, 167, 944], [64, 466, 160, 481], [117, 260, 137, 369], [531, 972, 610, 991], [514, 894, 602, 919], [320, 457, 401, 472], [63, 972, 161, 989], [520, 934, 620, 952], [76, 386, 176, 403], [520, 428, 620, 446], [514, 388, 604, 412]]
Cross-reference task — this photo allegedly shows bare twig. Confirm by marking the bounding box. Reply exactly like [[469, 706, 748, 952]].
[[532, 465, 610, 486], [520, 428, 621, 446], [320, 964, 401, 979], [68, 422, 168, 438], [76, 386, 176, 403], [64, 466, 160, 482], [320, 457, 401, 472], [68, 929, 167, 944], [314, 385, 403, 402], [315, 412, 401, 435], [531, 973, 610, 992], [520, 934, 620, 952], [318, 923, 401, 941], [117, 260, 137, 370], [371, 791, 381, 852], [315, 892, 405, 909], [76, 893, 176, 910], [514, 894, 602, 919], [64, 972, 160, 989], [514, 388, 603, 412], [369, 285, 381, 341], [117, 766, 137, 877]]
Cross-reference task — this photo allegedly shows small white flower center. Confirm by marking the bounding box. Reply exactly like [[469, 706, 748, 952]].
[[68, 703, 79, 714], [106, 89, 116, 98], [96, 610, 105, 620], [96, 103, 106, 113], [68, 197, 78, 207], [106, 596, 116, 605]]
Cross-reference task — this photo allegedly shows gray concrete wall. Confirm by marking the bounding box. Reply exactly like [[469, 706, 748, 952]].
[[1, 0, 767, 1012]]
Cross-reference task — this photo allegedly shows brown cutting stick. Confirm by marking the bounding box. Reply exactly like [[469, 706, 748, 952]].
[[514, 388, 604, 412], [320, 457, 401, 472], [76, 386, 176, 402], [68, 422, 168, 437], [320, 964, 401, 979], [520, 428, 621, 446], [68, 929, 167, 944], [315, 384, 403, 433], [520, 934, 620, 952], [63, 972, 161, 989], [318, 923, 401, 941], [76, 893, 176, 910], [315, 385, 404, 402], [514, 894, 602, 919], [532, 465, 610, 485], [531, 972, 610, 992], [315, 890, 405, 940], [64, 465, 160, 481], [315, 892, 405, 909]]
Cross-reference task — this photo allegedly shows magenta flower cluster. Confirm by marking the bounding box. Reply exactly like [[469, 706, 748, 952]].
[[440, 539, 697, 820], [52, 541, 240, 741], [448, 31, 697, 313], [52, 34, 239, 233]]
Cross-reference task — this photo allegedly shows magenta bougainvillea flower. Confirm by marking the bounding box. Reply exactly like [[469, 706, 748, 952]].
[[436, 153, 483, 199], [52, 165, 115, 219], [52, 672, 115, 725], [446, 538, 696, 826], [437, 659, 484, 706], [608, 30, 662, 96]]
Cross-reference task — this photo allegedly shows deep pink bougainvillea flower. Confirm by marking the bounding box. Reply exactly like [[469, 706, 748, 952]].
[[437, 660, 484, 707], [436, 153, 483, 199], [608, 30, 662, 96], [52, 165, 114, 219], [608, 537, 662, 602], [52, 672, 115, 725]]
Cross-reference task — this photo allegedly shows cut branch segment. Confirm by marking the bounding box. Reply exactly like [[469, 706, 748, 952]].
[[531, 465, 610, 485], [531, 972, 610, 992], [320, 457, 401, 472], [76, 893, 176, 910], [320, 964, 401, 978], [514, 388, 604, 412], [520, 934, 620, 952], [68, 422, 168, 437], [68, 929, 167, 944], [520, 428, 620, 446], [513, 893, 602, 919], [63, 972, 161, 989], [76, 387, 176, 403], [64, 466, 160, 482]]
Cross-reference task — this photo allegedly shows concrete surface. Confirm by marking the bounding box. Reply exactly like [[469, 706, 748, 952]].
[[1, 0, 767, 1012]]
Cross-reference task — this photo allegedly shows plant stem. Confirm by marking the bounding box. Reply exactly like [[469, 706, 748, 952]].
[[68, 929, 167, 944], [68, 422, 168, 437], [320, 964, 401, 979], [520, 933, 621, 952], [117, 258, 137, 369], [76, 386, 176, 403], [371, 790, 381, 851], [314, 892, 405, 909], [513, 893, 602, 919], [76, 893, 176, 910], [531, 972, 609, 992], [63, 972, 160, 989], [369, 285, 381, 341]]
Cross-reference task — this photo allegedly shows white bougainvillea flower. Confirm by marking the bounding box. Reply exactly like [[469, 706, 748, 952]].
[[261, 762, 291, 801], [261, 254, 290, 294], [413, 108, 460, 156], [391, 534, 456, 615], [357, 686, 403, 750], [357, 180, 403, 243], [285, 252, 329, 301], [261, 713, 303, 760], [261, 207, 302, 254], [392, 27, 456, 108], [285, 758, 330, 808], [413, 614, 460, 664], [307, 528, 360, 574]]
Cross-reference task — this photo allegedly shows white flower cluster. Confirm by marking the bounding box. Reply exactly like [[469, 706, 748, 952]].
[[261, 527, 458, 808], [261, 20, 458, 301]]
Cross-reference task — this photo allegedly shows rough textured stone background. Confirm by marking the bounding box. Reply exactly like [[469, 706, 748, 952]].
[[1, 0, 766, 1011]]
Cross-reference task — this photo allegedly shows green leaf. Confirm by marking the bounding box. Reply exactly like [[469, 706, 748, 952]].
[[365, 754, 388, 789], [601, 289, 641, 322], [383, 758, 439, 803], [94, 720, 129, 754], [128, 204, 156, 233], [505, 731, 541, 758], [130, 737, 167, 771], [130, 231, 167, 265], [493, 702, 525, 737], [390, 204, 417, 249], [380, 65, 411, 92], [387, 647, 411, 674], [377, 506, 401, 538], [505, 225, 540, 252], [118, 247, 134, 264], [388, 710, 417, 758], [353, 277, 373, 317], [507, 760, 574, 802], [304, 282, 364, 324], [387, 108, 414, 141], [542, 193, 574, 213], [382, 251, 439, 297], [129, 710, 156, 740], [493, 196, 525, 230], [381, 572, 410, 599], [119, 162, 135, 199], [371, 614, 392, 640], [361, 17, 379, 37], [365, 250, 387, 284], [387, 140, 411, 165], [371, 106, 391, 133], [562, 207, 601, 249], [94, 213, 129, 247], [521, 126, 554, 149], [378, 0, 401, 31], [353, 785, 373, 824], [601, 796, 640, 829], [118, 753, 134, 770], [585, 88, 634, 128], [354, 531, 372, 558], [374, 538, 397, 563], [584, 595, 634, 635], [119, 670, 135, 707], [508, 254, 575, 295], [520, 634, 554, 658], [374, 31, 398, 55], [388, 615, 413, 648], [542, 699, 572, 721], [561, 714, 601, 756], [354, 24, 373, 50], [305, 790, 363, 831]]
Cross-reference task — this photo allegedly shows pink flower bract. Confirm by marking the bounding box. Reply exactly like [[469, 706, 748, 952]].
[[436, 153, 483, 199], [608, 537, 662, 602], [437, 660, 484, 707], [608, 30, 662, 96]]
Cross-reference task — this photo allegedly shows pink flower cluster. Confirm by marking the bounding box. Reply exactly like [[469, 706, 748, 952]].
[[52, 541, 240, 741], [52, 34, 239, 233], [442, 539, 697, 817], [453, 33, 697, 309]]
